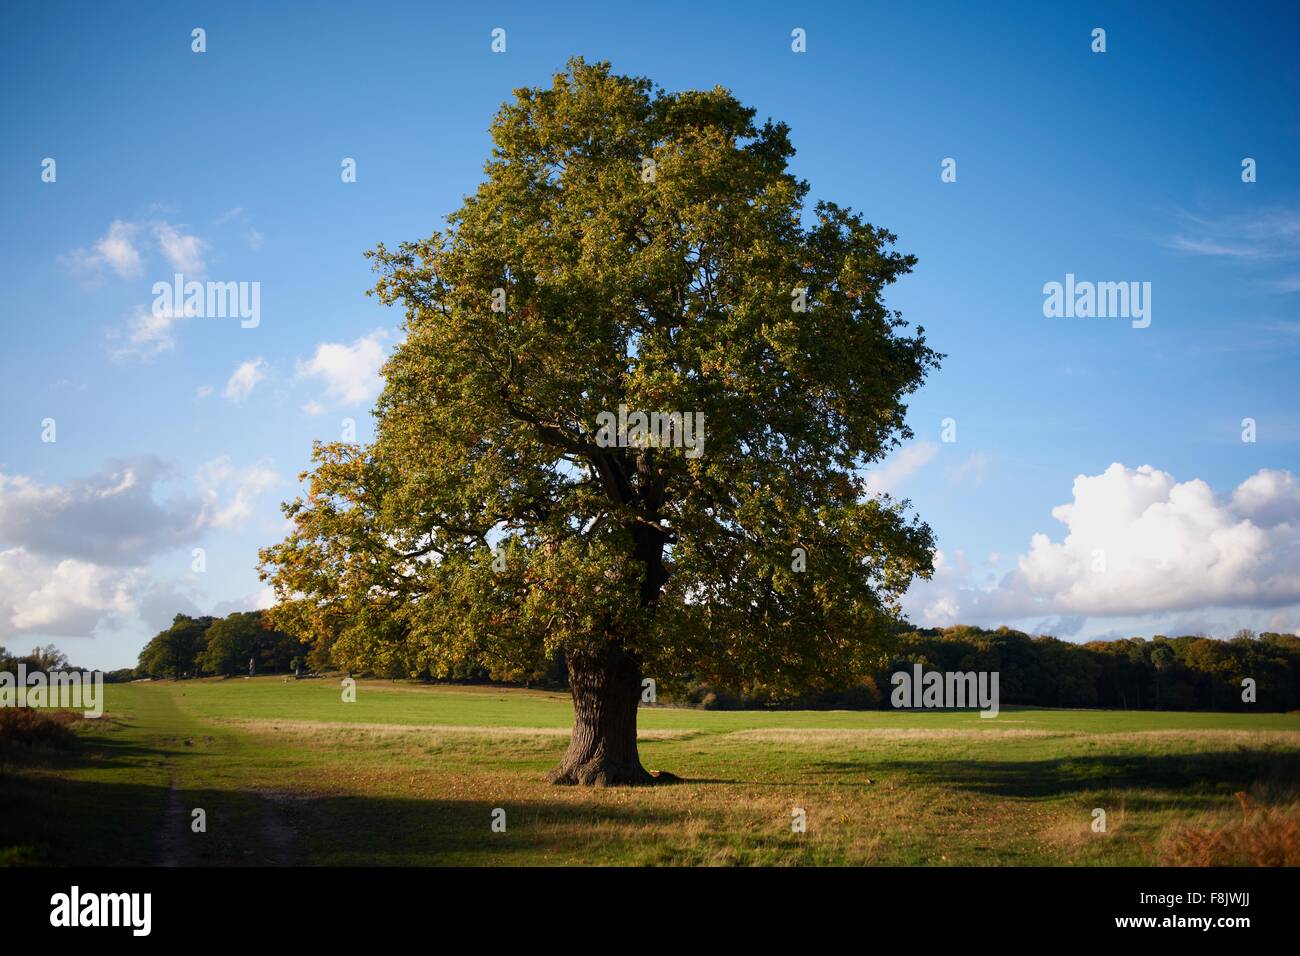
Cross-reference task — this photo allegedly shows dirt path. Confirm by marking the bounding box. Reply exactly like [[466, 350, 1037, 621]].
[[142, 683, 323, 866], [158, 775, 197, 867]]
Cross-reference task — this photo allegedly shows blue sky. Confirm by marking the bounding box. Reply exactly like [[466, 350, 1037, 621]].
[[2, 1, 1298, 668]]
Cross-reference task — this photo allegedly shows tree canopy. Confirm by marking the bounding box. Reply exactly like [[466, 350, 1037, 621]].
[[135, 611, 299, 679], [136, 614, 214, 680]]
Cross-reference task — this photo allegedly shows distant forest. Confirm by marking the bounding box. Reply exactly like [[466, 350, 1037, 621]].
[[888, 626, 1300, 713], [674, 626, 1300, 713], [8, 619, 1299, 713]]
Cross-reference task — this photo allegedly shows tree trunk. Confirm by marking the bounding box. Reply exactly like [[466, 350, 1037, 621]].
[[546, 644, 653, 786]]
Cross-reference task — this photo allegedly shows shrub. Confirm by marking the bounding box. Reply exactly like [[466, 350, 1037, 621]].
[[0, 709, 80, 771]]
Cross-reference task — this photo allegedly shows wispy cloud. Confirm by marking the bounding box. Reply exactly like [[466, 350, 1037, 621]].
[[62, 219, 145, 279], [224, 358, 267, 402], [154, 222, 207, 276], [196, 456, 279, 529], [862, 441, 938, 497], [947, 451, 991, 487], [108, 303, 185, 361], [1160, 207, 1300, 262]]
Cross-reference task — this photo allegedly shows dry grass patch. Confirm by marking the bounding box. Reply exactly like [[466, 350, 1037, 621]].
[[1160, 790, 1300, 866], [219, 717, 695, 742], [1080, 729, 1300, 747]]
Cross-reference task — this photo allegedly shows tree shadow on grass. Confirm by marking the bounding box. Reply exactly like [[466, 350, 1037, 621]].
[[813, 748, 1300, 807], [3, 726, 748, 866], [0, 770, 693, 866]]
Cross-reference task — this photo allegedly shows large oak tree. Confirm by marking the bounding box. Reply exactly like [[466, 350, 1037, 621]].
[[259, 59, 939, 785]]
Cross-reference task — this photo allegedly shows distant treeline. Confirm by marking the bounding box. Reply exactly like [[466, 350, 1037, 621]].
[[902, 626, 1300, 712], [682, 626, 1300, 713], [15, 617, 1299, 713], [0, 644, 133, 683], [135, 611, 304, 679]]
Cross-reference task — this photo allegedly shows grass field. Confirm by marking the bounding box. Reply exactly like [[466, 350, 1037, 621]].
[[4, 676, 1300, 866]]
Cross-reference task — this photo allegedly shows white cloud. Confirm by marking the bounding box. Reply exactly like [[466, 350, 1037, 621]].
[[196, 456, 279, 530], [154, 222, 208, 276], [65, 218, 208, 284], [863, 441, 938, 497], [1161, 208, 1300, 262], [0, 457, 280, 638], [0, 458, 204, 567], [224, 358, 266, 402], [0, 550, 138, 639], [1231, 469, 1300, 526], [1163, 236, 1257, 258], [0, 458, 198, 638], [63, 220, 144, 279], [297, 330, 390, 408], [905, 464, 1300, 633], [110, 303, 185, 361]]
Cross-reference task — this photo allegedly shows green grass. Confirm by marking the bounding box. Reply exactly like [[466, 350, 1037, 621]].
[[4, 676, 1299, 865]]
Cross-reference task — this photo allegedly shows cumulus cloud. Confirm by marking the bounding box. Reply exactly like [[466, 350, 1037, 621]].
[[1231, 469, 1300, 526], [863, 441, 938, 497], [0, 550, 139, 639], [65, 217, 207, 283], [224, 358, 267, 402], [0, 458, 204, 567], [905, 463, 1300, 633], [73, 217, 211, 358], [0, 457, 279, 639], [297, 330, 390, 408]]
